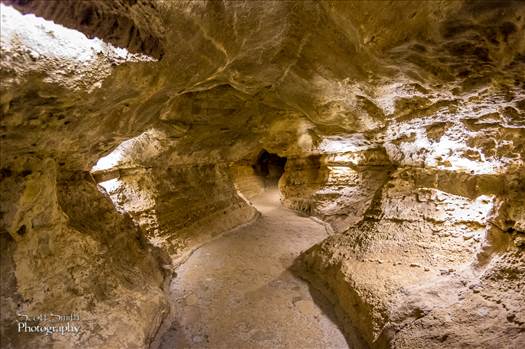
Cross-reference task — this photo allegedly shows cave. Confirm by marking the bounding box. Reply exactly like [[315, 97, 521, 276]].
[[253, 150, 287, 185], [1, 1, 524, 349]]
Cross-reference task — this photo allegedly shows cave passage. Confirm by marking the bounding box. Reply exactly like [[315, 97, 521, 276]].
[[152, 188, 348, 349], [253, 150, 287, 186], [2, 1, 524, 349]]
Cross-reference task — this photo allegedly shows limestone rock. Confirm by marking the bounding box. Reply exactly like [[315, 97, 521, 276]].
[[1, 0, 524, 348]]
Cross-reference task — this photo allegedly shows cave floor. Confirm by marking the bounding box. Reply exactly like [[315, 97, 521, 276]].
[[152, 189, 349, 349]]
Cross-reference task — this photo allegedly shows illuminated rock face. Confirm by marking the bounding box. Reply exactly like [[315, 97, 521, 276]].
[[0, 1, 524, 348], [98, 163, 258, 266], [295, 166, 524, 347]]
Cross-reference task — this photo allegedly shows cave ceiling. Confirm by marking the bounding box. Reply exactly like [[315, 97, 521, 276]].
[[1, 0, 524, 172]]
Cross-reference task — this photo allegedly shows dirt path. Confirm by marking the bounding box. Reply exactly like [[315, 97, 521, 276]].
[[152, 189, 349, 349]]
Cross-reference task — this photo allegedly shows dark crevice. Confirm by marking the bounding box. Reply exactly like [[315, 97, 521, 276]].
[[16, 225, 27, 236], [253, 150, 287, 181]]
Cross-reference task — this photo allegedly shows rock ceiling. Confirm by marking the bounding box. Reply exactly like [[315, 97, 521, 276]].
[[1, 0, 523, 172]]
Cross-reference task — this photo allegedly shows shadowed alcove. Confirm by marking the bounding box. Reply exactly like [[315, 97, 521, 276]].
[[253, 150, 287, 186]]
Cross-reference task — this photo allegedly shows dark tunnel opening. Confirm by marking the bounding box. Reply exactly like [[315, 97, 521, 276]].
[[253, 150, 287, 186]]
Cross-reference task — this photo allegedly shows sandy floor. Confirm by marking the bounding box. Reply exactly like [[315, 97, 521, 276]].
[[152, 189, 349, 349]]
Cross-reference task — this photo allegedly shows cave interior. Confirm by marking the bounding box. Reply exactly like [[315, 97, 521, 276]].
[[0, 1, 524, 349]]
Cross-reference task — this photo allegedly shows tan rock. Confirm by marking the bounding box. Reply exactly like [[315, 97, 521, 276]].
[[1, 0, 524, 348]]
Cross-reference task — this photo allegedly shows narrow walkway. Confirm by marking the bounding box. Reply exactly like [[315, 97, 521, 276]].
[[153, 189, 349, 349]]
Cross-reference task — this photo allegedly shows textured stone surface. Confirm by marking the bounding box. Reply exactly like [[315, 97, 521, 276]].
[[3, 0, 165, 59], [281, 148, 393, 233], [1, 0, 524, 348], [98, 163, 258, 267], [296, 166, 525, 348], [230, 164, 265, 200], [0, 158, 167, 348]]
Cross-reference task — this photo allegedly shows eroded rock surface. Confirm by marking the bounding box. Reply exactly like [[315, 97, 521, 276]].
[[0, 158, 167, 348], [296, 166, 524, 347], [1, 0, 524, 348], [98, 163, 258, 266]]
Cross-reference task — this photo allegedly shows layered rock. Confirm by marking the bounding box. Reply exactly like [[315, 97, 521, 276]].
[[3, 0, 165, 59], [97, 163, 258, 267], [1, 0, 524, 348], [281, 147, 393, 233], [294, 165, 524, 347], [230, 163, 265, 200], [0, 157, 167, 349]]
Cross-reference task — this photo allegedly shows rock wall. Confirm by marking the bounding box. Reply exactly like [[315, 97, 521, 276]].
[[292, 166, 525, 348], [0, 158, 167, 349], [1, 0, 524, 348], [100, 163, 258, 267], [3, 0, 165, 59], [281, 148, 393, 233], [230, 163, 265, 200]]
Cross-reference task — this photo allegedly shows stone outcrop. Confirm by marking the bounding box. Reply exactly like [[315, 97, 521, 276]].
[[295, 166, 524, 347], [281, 148, 393, 233], [0, 158, 167, 348], [230, 163, 265, 200], [3, 0, 165, 59], [98, 163, 258, 267], [1, 0, 524, 348]]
